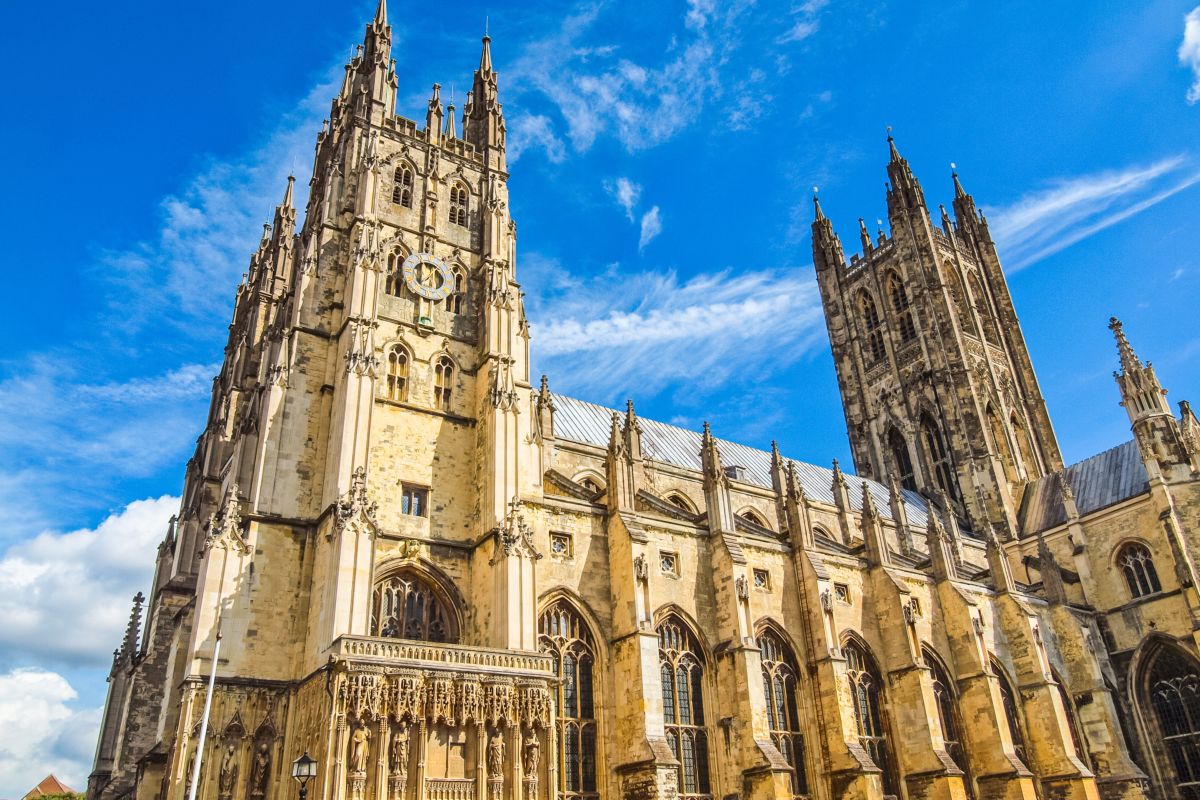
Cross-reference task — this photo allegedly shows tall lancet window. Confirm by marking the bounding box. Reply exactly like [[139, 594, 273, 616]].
[[659, 617, 711, 798], [392, 164, 414, 208], [449, 270, 465, 314], [845, 639, 897, 796], [859, 291, 886, 363], [449, 183, 469, 227], [385, 249, 407, 297], [925, 649, 972, 797], [921, 414, 959, 503], [993, 661, 1028, 766], [969, 272, 1001, 345], [887, 272, 917, 343], [385, 346, 409, 401], [539, 600, 599, 799], [1142, 645, 1200, 800], [433, 356, 454, 411], [758, 628, 809, 797], [888, 427, 917, 492], [370, 568, 457, 643]]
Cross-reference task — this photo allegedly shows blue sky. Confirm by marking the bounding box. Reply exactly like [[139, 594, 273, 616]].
[[1, 0, 1198, 792]]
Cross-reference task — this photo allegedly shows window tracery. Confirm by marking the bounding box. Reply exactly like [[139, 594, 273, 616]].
[[888, 273, 917, 343], [1118, 542, 1161, 599], [858, 291, 886, 363], [758, 628, 809, 797], [449, 271, 465, 314], [385, 346, 409, 401], [539, 600, 598, 799], [433, 356, 454, 411], [659, 617, 711, 798], [385, 249, 407, 297], [845, 639, 896, 795], [449, 184, 469, 227], [370, 569, 456, 642], [888, 427, 916, 491], [1143, 645, 1200, 800], [392, 164, 414, 208], [925, 650, 971, 795], [921, 414, 959, 503]]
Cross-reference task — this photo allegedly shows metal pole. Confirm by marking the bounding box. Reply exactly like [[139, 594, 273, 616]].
[[186, 624, 222, 800]]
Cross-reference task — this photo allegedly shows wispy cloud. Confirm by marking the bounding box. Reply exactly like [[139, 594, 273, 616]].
[[606, 177, 643, 221], [638, 206, 663, 250], [1181, 7, 1200, 104], [777, 0, 830, 43], [527, 257, 824, 399], [986, 156, 1200, 271], [509, 112, 567, 163], [97, 71, 339, 336]]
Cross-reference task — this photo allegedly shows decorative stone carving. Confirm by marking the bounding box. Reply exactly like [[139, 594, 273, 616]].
[[735, 574, 750, 601], [335, 467, 379, 539], [490, 500, 542, 564], [349, 722, 371, 774], [487, 734, 504, 778], [633, 554, 648, 582], [205, 485, 249, 555], [217, 743, 239, 800], [248, 741, 270, 800]]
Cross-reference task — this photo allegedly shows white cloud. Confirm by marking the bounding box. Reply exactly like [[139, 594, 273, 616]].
[[508, 112, 567, 163], [0, 496, 177, 667], [528, 259, 824, 399], [606, 177, 643, 221], [777, 0, 829, 43], [0, 668, 101, 798], [1181, 7, 1200, 104], [985, 156, 1200, 271], [638, 206, 663, 250]]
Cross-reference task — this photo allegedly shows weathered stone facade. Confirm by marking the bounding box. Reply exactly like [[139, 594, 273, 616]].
[[88, 6, 1200, 800]]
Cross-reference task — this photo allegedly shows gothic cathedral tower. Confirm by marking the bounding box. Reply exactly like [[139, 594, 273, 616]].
[[812, 135, 1063, 537]]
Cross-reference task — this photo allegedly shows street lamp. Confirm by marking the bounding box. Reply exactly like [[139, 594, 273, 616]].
[[291, 753, 318, 800]]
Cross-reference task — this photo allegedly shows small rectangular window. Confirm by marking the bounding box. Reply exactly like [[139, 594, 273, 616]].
[[753, 568, 771, 590], [550, 532, 573, 559], [401, 485, 429, 517], [834, 583, 851, 604], [660, 551, 679, 576]]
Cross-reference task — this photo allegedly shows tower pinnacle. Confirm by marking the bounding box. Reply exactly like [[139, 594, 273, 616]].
[[1109, 316, 1143, 375]]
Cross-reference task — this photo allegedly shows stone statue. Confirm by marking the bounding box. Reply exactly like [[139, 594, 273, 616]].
[[350, 723, 371, 773], [218, 743, 239, 800], [487, 735, 504, 778], [249, 741, 271, 798], [390, 724, 409, 773], [523, 737, 539, 774]]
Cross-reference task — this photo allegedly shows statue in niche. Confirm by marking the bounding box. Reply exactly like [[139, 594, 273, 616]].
[[218, 743, 239, 800], [522, 737, 539, 774], [487, 735, 504, 778], [350, 723, 371, 773], [249, 741, 271, 799], [390, 724, 409, 773]]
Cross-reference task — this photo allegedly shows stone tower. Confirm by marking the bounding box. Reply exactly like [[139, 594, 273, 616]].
[[812, 134, 1063, 536]]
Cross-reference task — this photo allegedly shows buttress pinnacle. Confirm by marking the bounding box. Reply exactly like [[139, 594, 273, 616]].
[[1109, 316, 1142, 374]]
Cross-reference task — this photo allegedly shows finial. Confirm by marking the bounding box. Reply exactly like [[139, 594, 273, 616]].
[[951, 162, 967, 198], [887, 126, 901, 161], [540, 374, 549, 393], [812, 187, 824, 221]]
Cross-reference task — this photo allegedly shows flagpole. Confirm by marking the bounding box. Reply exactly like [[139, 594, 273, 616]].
[[186, 619, 222, 800]]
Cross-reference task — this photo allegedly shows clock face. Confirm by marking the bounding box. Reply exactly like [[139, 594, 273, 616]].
[[400, 253, 454, 301]]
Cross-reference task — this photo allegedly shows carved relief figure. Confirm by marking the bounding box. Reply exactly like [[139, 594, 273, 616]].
[[390, 724, 409, 773], [487, 734, 504, 778], [218, 743, 239, 800], [523, 736, 539, 774], [350, 723, 371, 773], [249, 741, 271, 799]]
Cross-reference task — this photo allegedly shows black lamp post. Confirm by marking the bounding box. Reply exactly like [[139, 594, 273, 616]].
[[291, 753, 317, 800]]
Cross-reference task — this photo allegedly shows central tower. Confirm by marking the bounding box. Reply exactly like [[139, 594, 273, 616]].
[[812, 136, 1063, 535]]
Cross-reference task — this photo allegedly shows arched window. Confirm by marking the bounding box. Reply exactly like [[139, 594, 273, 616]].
[[1118, 542, 1161, 599], [449, 271, 465, 314], [539, 600, 598, 799], [659, 617, 711, 798], [948, 266, 977, 337], [392, 164, 414, 208], [993, 661, 1028, 765], [449, 184, 469, 227], [925, 650, 971, 794], [1011, 414, 1038, 478], [1142, 645, 1200, 800], [577, 475, 603, 495], [969, 272, 1001, 345], [433, 356, 454, 411], [858, 291, 886, 363], [888, 427, 916, 491], [385, 346, 409, 401], [845, 638, 896, 795], [738, 509, 770, 529], [667, 494, 695, 514], [385, 249, 407, 297], [921, 414, 959, 503], [887, 273, 917, 343], [987, 406, 1019, 485], [371, 568, 457, 642], [1052, 670, 1090, 767], [759, 628, 808, 797]]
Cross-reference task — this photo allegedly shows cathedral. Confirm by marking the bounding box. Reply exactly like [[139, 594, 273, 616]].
[[87, 5, 1200, 800]]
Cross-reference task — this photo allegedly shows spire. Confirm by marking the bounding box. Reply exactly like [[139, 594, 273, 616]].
[[345, 0, 395, 122], [426, 83, 444, 135], [952, 164, 966, 198], [623, 399, 643, 459], [861, 483, 892, 567], [812, 188, 824, 221], [884, 129, 926, 214], [121, 592, 145, 660], [465, 33, 505, 153], [536, 375, 555, 441], [985, 526, 1016, 593], [1036, 532, 1069, 605], [950, 163, 981, 230], [925, 508, 958, 581], [859, 217, 871, 251], [888, 473, 914, 555], [374, 0, 387, 26], [445, 101, 458, 139], [1109, 316, 1142, 375], [810, 186, 847, 273]]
